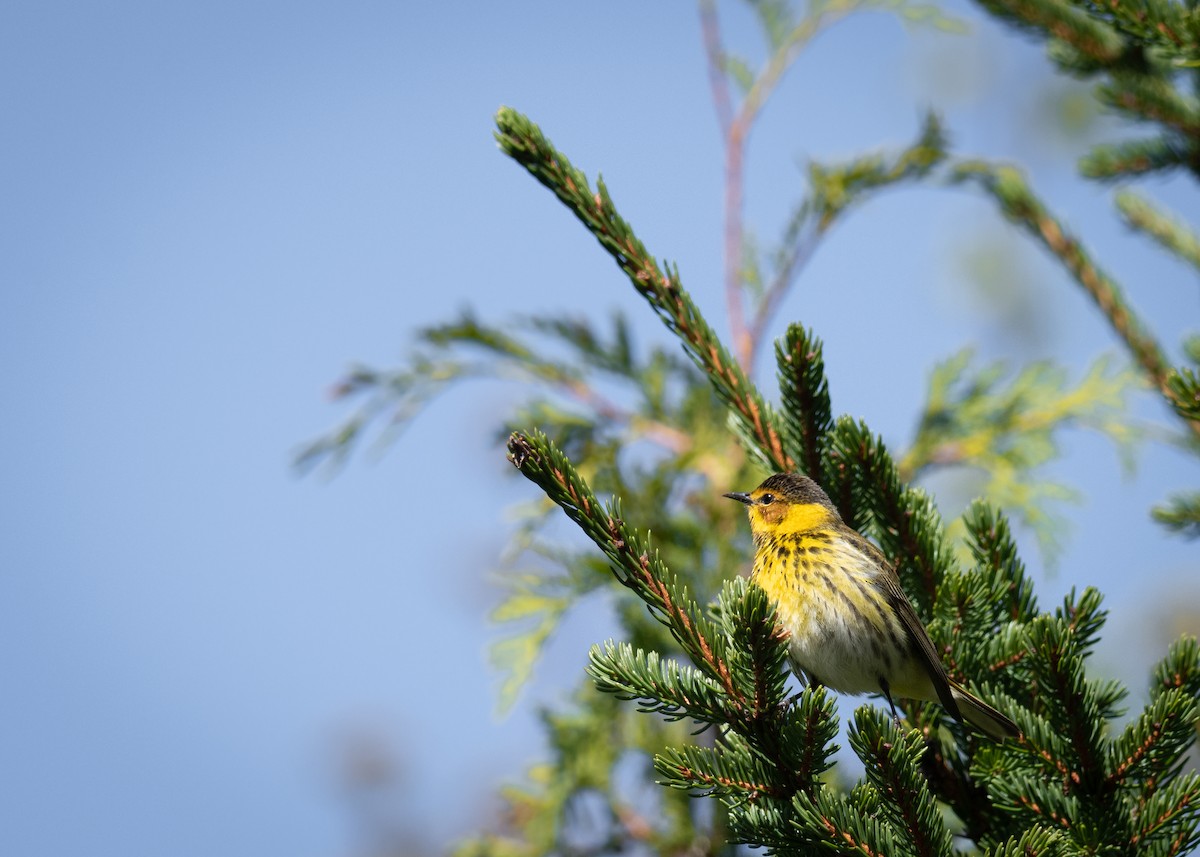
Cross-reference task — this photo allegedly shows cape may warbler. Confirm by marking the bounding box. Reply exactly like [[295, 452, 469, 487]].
[[725, 473, 1018, 740]]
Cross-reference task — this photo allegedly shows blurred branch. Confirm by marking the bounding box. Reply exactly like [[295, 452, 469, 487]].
[[701, 1, 960, 374], [950, 160, 1200, 440], [972, 0, 1124, 63], [900, 351, 1141, 560], [746, 113, 949, 362], [295, 312, 693, 474], [1080, 136, 1198, 180], [1115, 189, 1200, 272], [1152, 492, 1200, 539], [704, 0, 851, 369], [699, 0, 734, 145]]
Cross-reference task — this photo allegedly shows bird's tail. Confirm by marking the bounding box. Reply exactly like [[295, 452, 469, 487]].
[[949, 680, 1019, 740]]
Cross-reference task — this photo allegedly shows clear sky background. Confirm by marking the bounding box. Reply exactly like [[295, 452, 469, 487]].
[[3, 3, 1198, 856]]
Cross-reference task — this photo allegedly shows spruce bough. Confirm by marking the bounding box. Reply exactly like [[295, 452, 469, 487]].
[[500, 107, 1200, 855]]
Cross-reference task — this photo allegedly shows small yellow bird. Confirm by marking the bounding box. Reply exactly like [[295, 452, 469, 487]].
[[725, 472, 1018, 740]]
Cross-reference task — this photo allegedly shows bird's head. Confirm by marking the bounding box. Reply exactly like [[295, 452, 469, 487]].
[[723, 473, 840, 540]]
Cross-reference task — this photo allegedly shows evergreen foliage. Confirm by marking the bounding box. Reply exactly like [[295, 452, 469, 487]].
[[900, 351, 1138, 560], [494, 110, 1200, 854], [949, 160, 1179, 411], [1115, 190, 1200, 272], [963, 0, 1200, 541], [974, 0, 1200, 181], [303, 1, 1200, 853]]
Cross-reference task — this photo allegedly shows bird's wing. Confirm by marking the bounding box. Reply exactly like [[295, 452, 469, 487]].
[[855, 534, 963, 721]]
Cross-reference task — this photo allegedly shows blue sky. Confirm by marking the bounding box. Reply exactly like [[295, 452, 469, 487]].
[[3, 3, 1197, 856]]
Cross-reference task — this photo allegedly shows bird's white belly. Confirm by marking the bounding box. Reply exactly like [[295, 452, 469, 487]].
[[778, 592, 933, 699], [784, 600, 885, 694]]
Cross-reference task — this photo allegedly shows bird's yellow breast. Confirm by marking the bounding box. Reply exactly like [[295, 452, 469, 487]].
[[751, 530, 912, 696], [752, 531, 895, 640]]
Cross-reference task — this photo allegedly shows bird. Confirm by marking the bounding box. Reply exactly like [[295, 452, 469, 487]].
[[724, 472, 1019, 740]]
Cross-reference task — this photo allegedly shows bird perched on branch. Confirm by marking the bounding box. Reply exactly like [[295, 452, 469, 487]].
[[725, 472, 1018, 740]]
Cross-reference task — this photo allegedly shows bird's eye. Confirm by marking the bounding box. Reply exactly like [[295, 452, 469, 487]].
[[759, 493, 775, 505]]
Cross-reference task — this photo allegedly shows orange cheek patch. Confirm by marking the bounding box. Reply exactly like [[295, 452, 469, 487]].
[[757, 504, 787, 526]]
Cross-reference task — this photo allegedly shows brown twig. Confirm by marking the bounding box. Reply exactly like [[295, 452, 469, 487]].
[[699, 4, 850, 373], [699, 0, 733, 141], [747, 230, 824, 367]]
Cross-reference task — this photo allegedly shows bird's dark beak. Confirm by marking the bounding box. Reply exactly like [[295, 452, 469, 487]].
[[723, 491, 753, 505]]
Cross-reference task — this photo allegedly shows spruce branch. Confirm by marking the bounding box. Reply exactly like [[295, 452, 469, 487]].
[[950, 160, 1200, 440], [506, 430, 741, 703], [917, 513, 1036, 839], [588, 642, 734, 726], [983, 827, 1072, 857], [850, 709, 955, 857], [962, 501, 1040, 624], [827, 417, 954, 616], [920, 727, 1000, 843], [1152, 492, 1200, 537], [939, 571, 1015, 683], [779, 684, 842, 791], [775, 324, 833, 482], [1073, 0, 1200, 64], [1081, 136, 1197, 180], [1128, 773, 1200, 855], [972, 0, 1125, 62], [988, 771, 1080, 837], [724, 800, 806, 853], [495, 108, 796, 472], [790, 784, 901, 856], [655, 741, 786, 799], [1151, 636, 1200, 703], [1116, 189, 1200, 271], [1107, 689, 1199, 788], [720, 577, 790, 714], [1025, 611, 1107, 795], [1165, 367, 1200, 423], [716, 579, 842, 797], [1056, 585, 1107, 654], [1098, 73, 1200, 137]]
